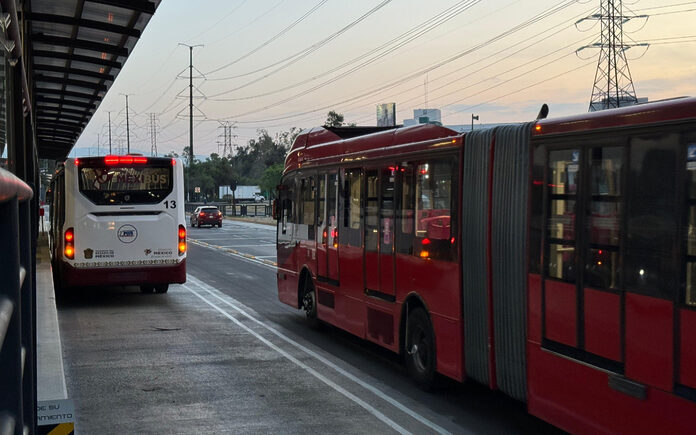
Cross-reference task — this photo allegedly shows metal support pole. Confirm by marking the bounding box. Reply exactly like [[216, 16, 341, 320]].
[[0, 198, 24, 435], [108, 112, 112, 154]]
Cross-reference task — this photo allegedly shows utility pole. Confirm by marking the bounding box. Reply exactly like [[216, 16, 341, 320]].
[[579, 0, 647, 111], [471, 114, 479, 131], [178, 43, 203, 202], [107, 111, 112, 153], [149, 113, 158, 156], [120, 94, 132, 153]]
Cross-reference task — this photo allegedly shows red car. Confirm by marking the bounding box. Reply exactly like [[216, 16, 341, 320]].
[[190, 206, 223, 228]]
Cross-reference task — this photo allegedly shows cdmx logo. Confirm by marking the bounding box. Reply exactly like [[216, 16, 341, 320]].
[[117, 224, 138, 243]]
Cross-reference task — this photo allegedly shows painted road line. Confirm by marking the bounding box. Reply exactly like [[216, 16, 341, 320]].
[[186, 275, 455, 435], [189, 239, 277, 268], [183, 280, 411, 435]]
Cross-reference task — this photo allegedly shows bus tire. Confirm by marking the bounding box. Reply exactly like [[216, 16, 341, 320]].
[[154, 284, 169, 294], [405, 308, 436, 389], [140, 285, 155, 294], [301, 277, 319, 328]]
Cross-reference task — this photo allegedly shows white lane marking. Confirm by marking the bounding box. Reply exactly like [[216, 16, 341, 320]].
[[186, 275, 454, 435], [183, 282, 411, 435], [216, 244, 275, 248], [189, 239, 277, 268]]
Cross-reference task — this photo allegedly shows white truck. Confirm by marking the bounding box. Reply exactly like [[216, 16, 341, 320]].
[[219, 185, 265, 202]]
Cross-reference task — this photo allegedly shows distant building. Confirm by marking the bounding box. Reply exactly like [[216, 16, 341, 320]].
[[403, 108, 442, 126]]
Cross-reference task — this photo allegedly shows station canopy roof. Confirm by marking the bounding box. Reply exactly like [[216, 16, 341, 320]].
[[23, 0, 161, 160]]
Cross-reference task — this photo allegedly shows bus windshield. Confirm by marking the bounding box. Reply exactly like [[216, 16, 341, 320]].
[[78, 165, 173, 205]]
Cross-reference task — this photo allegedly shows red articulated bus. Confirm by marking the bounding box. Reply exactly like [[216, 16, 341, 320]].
[[275, 97, 696, 433]]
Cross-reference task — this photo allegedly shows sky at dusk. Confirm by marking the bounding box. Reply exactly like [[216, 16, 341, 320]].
[[71, 0, 696, 157]]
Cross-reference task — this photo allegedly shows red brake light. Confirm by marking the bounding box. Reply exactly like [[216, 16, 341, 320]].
[[74, 158, 80, 166], [422, 238, 431, 245], [104, 155, 147, 165], [64, 227, 75, 259], [178, 224, 187, 255], [171, 158, 176, 166], [200, 212, 205, 217]]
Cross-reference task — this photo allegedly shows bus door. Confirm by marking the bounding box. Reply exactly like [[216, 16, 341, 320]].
[[326, 172, 339, 282], [316, 172, 339, 284], [364, 167, 395, 299], [317, 174, 328, 279]]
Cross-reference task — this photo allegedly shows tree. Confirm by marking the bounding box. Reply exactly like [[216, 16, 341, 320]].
[[259, 163, 284, 199], [325, 110, 344, 127]]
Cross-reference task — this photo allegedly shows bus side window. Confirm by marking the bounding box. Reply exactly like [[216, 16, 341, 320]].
[[413, 159, 455, 261], [299, 176, 315, 240], [625, 133, 679, 298], [684, 133, 696, 306]]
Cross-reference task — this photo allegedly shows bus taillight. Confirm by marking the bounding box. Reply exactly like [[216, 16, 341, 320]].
[[178, 224, 187, 255], [104, 155, 149, 165], [332, 228, 338, 248], [64, 227, 75, 259]]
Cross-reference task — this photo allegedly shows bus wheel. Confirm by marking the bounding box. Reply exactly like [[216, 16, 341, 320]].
[[301, 278, 319, 328], [405, 308, 436, 389], [140, 285, 155, 294], [154, 284, 169, 294]]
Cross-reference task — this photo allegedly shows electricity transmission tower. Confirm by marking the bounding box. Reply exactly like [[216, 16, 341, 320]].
[[581, 0, 646, 112], [148, 113, 159, 156], [217, 121, 236, 157]]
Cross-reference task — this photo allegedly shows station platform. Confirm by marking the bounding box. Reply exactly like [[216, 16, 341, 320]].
[[36, 235, 68, 402]]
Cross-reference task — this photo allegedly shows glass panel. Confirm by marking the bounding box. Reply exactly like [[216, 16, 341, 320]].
[[380, 167, 395, 253], [415, 161, 452, 239], [318, 175, 325, 229], [591, 147, 622, 196], [686, 140, 696, 199], [328, 173, 337, 230], [547, 199, 575, 241], [397, 164, 414, 255], [547, 243, 576, 281], [687, 262, 696, 306], [625, 134, 678, 297], [588, 202, 620, 246], [365, 170, 379, 252], [688, 207, 696, 256], [343, 170, 361, 229], [548, 149, 579, 195], [585, 248, 620, 289], [79, 166, 173, 205], [414, 160, 454, 261]]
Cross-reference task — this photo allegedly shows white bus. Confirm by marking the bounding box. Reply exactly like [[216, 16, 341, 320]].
[[49, 155, 186, 294]]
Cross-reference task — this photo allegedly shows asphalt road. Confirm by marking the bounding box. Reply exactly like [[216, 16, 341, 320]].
[[56, 219, 560, 434]]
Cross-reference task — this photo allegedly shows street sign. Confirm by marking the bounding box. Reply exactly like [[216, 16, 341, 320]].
[[37, 399, 75, 434]]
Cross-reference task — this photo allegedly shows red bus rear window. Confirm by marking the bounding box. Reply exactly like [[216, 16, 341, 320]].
[[78, 165, 173, 205]]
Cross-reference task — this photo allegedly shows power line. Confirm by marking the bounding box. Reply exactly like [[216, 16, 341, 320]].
[[203, 0, 330, 76], [205, 0, 394, 96]]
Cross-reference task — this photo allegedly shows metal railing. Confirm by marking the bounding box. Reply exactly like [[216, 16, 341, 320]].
[[186, 201, 271, 217], [0, 167, 36, 435]]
